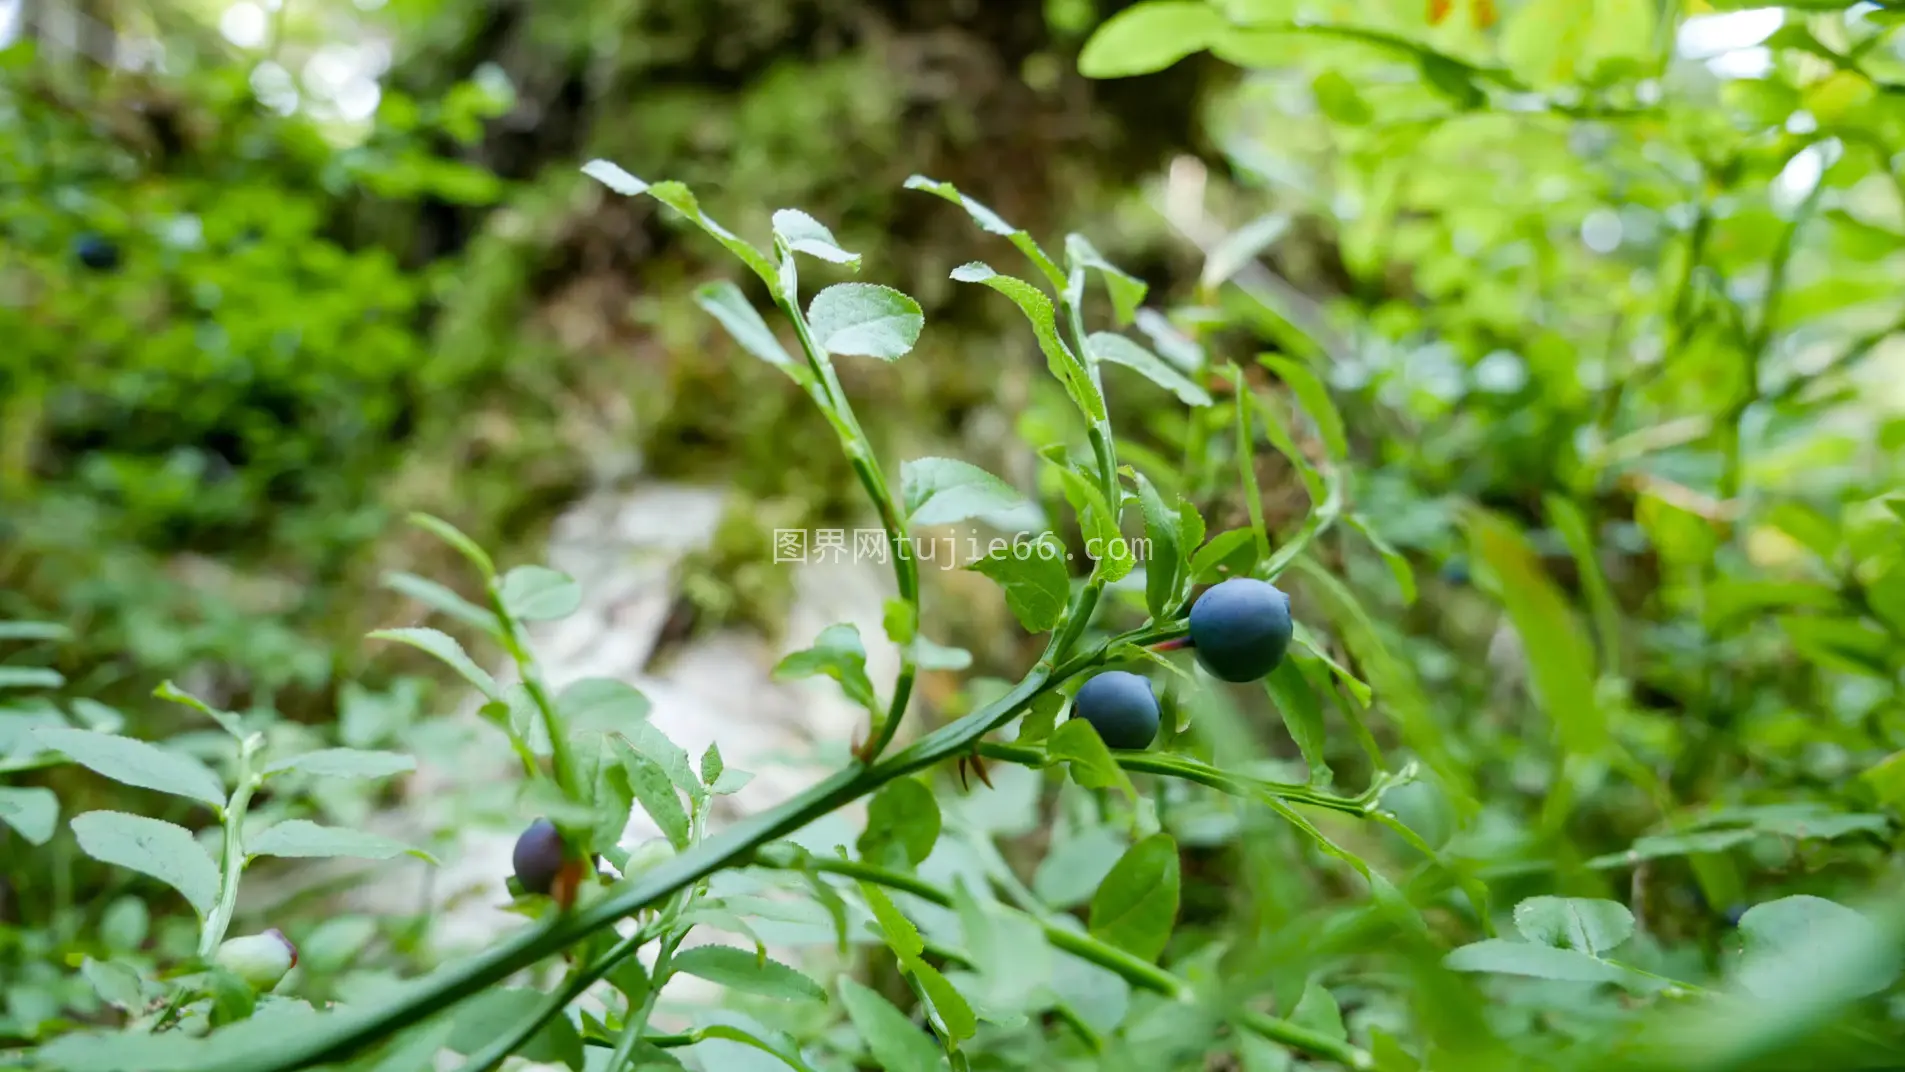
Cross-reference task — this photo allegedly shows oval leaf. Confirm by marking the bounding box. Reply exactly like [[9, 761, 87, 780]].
[[499, 565, 582, 622], [264, 749, 416, 781], [669, 945, 825, 1002], [901, 457, 1029, 527], [1088, 832, 1180, 962], [31, 727, 224, 808], [1078, 1, 1226, 78], [0, 785, 58, 845], [70, 811, 220, 917], [806, 283, 923, 360], [969, 535, 1072, 634], [1088, 332, 1211, 406], [839, 977, 946, 1072], [367, 627, 501, 701], [250, 820, 431, 863]]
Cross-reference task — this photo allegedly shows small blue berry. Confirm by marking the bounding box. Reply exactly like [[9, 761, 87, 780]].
[[73, 233, 120, 271], [513, 818, 564, 896], [1188, 578, 1294, 683], [1073, 671, 1160, 750]]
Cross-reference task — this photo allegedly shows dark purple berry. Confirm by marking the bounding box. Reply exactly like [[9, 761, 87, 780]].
[[513, 818, 564, 896], [1188, 578, 1294, 683], [1073, 671, 1160, 751], [74, 233, 120, 271]]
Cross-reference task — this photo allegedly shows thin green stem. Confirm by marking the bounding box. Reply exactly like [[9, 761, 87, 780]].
[[199, 734, 263, 958], [490, 594, 581, 805], [773, 260, 918, 762], [606, 930, 682, 1071], [1062, 293, 1120, 513]]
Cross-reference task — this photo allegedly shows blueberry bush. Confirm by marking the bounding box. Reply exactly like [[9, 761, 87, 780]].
[[7, 1, 1905, 1070]]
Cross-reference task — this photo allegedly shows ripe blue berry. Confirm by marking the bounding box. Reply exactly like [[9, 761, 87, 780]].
[[1188, 578, 1293, 682], [513, 818, 564, 896], [73, 233, 120, 271], [1072, 671, 1160, 750]]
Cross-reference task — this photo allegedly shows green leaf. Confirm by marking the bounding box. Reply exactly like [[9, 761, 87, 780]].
[[0, 620, 70, 642], [839, 977, 947, 1072], [1258, 355, 1346, 459], [883, 599, 918, 647], [1136, 308, 1206, 373], [0, 666, 64, 690], [1586, 829, 1758, 868], [914, 960, 977, 1041], [582, 162, 776, 285], [1088, 332, 1211, 406], [670, 946, 825, 1002], [854, 877, 924, 961], [250, 820, 432, 863], [1311, 70, 1372, 125], [1136, 472, 1188, 620], [1034, 826, 1125, 908], [913, 636, 972, 672], [152, 681, 245, 738], [969, 535, 1072, 634], [1264, 661, 1331, 786], [699, 742, 724, 787], [81, 957, 146, 1011], [1246, 376, 1325, 507], [1467, 511, 1605, 756], [1735, 896, 1899, 1000], [0, 785, 58, 844], [499, 565, 582, 622], [379, 571, 503, 639], [773, 623, 879, 716], [1512, 896, 1635, 955], [1203, 212, 1291, 290], [263, 749, 415, 781], [904, 175, 1063, 289], [1089, 833, 1180, 962], [367, 627, 501, 701], [620, 746, 691, 849], [1585, 0, 1657, 72], [1065, 234, 1148, 324], [620, 720, 704, 803], [1045, 455, 1132, 583], [1345, 516, 1417, 607], [30, 726, 225, 808], [1501, 0, 1592, 85], [1444, 939, 1628, 983], [694, 280, 806, 381], [1049, 718, 1138, 803], [1189, 528, 1260, 583], [557, 677, 651, 732], [69, 811, 219, 917], [448, 987, 585, 1070], [695, 1022, 817, 1072], [1291, 979, 1346, 1042], [407, 512, 497, 580], [772, 209, 861, 267], [901, 457, 1029, 526], [857, 777, 941, 868], [1077, 1, 1226, 77], [806, 283, 924, 360], [1016, 691, 1065, 744], [951, 262, 1105, 422]]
